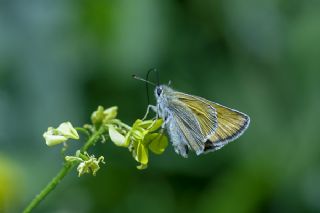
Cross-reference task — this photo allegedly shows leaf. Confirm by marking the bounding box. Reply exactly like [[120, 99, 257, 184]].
[[148, 133, 168, 155]]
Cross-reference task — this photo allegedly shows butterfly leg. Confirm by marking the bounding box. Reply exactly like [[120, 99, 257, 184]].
[[142, 105, 157, 120]]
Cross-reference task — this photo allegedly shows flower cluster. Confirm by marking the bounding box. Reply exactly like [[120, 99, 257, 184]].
[[42, 105, 168, 176], [65, 151, 105, 177], [91, 106, 118, 129], [109, 119, 168, 169]]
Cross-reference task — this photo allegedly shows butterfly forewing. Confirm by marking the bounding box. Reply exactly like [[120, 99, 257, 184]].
[[175, 92, 250, 152], [175, 95, 217, 139]]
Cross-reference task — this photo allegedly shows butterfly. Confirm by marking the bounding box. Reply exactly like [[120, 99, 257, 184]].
[[134, 74, 250, 158]]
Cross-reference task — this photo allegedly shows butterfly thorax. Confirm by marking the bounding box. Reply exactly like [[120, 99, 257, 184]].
[[154, 85, 174, 122], [154, 85, 192, 157]]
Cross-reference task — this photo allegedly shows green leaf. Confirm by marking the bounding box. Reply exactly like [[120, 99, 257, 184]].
[[148, 133, 168, 155], [65, 156, 82, 163], [109, 125, 128, 147]]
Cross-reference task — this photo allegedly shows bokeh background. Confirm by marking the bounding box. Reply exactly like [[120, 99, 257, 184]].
[[1, 0, 320, 212]]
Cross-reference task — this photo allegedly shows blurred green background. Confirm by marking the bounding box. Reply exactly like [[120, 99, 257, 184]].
[[1, 0, 320, 212]]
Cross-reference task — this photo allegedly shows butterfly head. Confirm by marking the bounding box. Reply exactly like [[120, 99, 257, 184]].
[[155, 85, 163, 97], [155, 85, 174, 103], [155, 85, 171, 97]]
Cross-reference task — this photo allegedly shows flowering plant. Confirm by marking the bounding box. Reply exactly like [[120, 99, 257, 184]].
[[24, 106, 168, 213]]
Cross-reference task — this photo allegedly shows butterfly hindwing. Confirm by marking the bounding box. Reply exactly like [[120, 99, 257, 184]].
[[175, 94, 217, 139], [167, 100, 205, 155]]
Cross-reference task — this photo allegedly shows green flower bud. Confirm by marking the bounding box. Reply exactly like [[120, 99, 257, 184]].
[[91, 106, 105, 126], [103, 106, 118, 122], [91, 106, 118, 128], [65, 156, 82, 162]]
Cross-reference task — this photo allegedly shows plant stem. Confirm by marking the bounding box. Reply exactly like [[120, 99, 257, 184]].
[[23, 162, 74, 213], [81, 127, 105, 152], [23, 127, 105, 213], [75, 127, 90, 138]]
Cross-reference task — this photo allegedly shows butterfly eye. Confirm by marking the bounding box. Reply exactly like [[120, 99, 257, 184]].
[[156, 87, 162, 96]]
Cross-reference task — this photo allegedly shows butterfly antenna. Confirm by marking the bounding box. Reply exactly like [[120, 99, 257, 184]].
[[132, 73, 156, 107], [132, 75, 156, 86], [155, 69, 160, 86], [145, 68, 160, 106]]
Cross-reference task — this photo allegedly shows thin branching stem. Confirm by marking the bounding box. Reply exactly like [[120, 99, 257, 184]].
[[23, 127, 105, 213]]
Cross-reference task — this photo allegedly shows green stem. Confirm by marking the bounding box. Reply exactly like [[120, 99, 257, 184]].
[[23, 127, 105, 213], [81, 127, 105, 152], [23, 162, 74, 213], [75, 127, 90, 138]]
